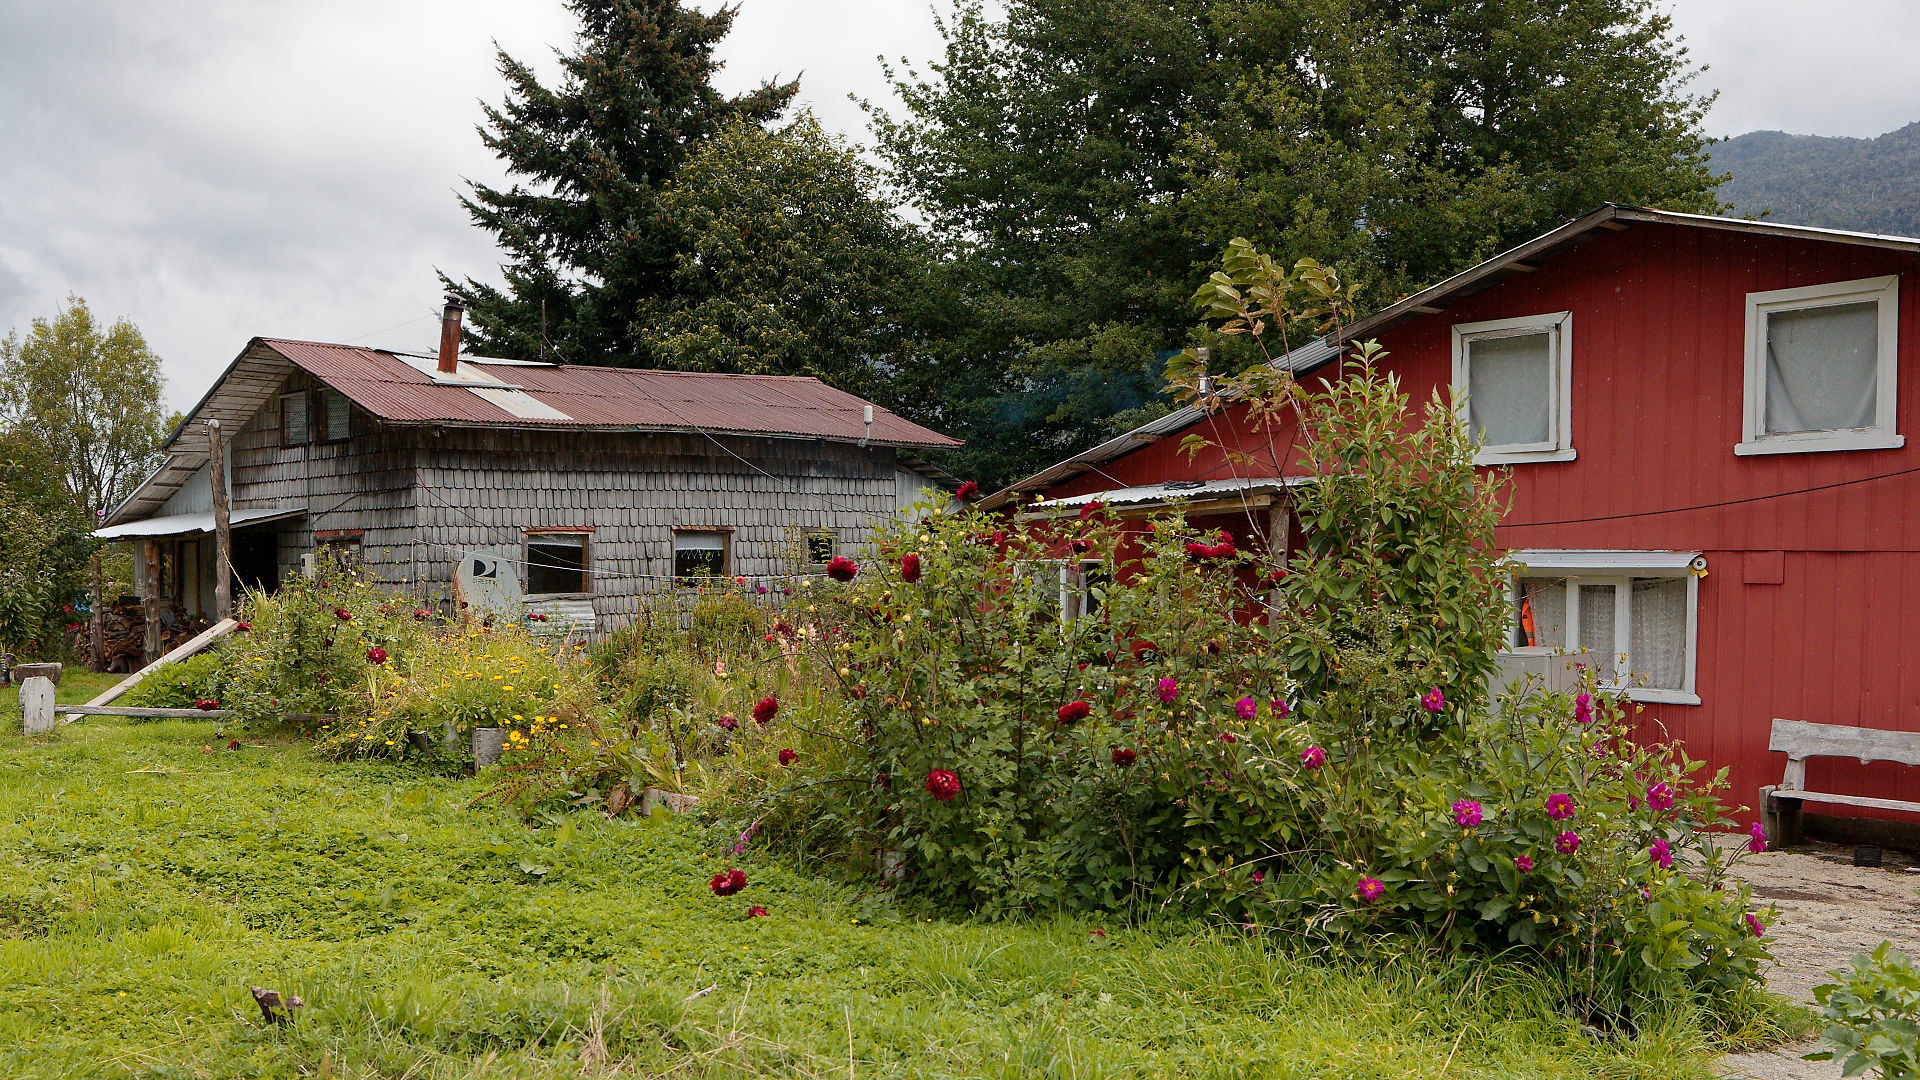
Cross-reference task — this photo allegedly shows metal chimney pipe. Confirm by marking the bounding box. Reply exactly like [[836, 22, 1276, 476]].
[[437, 294, 464, 374]]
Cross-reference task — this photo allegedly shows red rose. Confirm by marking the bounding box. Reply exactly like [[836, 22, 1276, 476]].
[[335, 608, 352, 621], [900, 553, 922, 583], [778, 748, 797, 766], [366, 647, 387, 665], [716, 714, 739, 731], [1069, 539, 1093, 554], [955, 481, 979, 502], [1078, 500, 1104, 521], [234, 621, 252, 631], [195, 698, 220, 711], [1056, 700, 1091, 724], [752, 697, 779, 724], [925, 768, 961, 801], [709, 869, 748, 896], [826, 556, 858, 583], [1111, 747, 1137, 766], [747, 905, 769, 918]]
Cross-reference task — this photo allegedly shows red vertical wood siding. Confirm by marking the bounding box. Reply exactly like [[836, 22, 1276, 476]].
[[1043, 223, 1920, 824]]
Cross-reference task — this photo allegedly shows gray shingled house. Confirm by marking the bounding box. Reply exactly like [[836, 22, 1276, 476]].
[[98, 302, 960, 638]]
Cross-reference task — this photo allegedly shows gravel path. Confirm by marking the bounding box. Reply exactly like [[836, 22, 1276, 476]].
[[1718, 841, 1920, 1079]]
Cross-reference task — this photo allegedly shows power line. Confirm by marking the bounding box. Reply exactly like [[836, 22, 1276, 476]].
[[1503, 461, 1920, 528]]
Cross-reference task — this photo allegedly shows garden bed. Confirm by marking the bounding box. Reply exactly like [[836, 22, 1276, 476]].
[[0, 718, 1795, 1078]]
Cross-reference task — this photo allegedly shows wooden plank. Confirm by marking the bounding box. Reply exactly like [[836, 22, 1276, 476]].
[[59, 705, 234, 718], [1768, 718, 1920, 767], [208, 419, 234, 620], [1771, 789, 1920, 815], [61, 618, 238, 724]]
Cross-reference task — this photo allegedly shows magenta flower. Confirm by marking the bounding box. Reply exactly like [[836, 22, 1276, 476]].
[[1747, 821, 1768, 854], [1646, 782, 1675, 812], [1554, 830, 1581, 855], [709, 869, 747, 897], [1219, 731, 1238, 744], [1649, 838, 1673, 870], [1235, 697, 1257, 720], [1574, 692, 1594, 725], [1420, 687, 1447, 714], [1514, 855, 1534, 874], [1250, 870, 1264, 885], [925, 768, 961, 802], [1356, 877, 1385, 903], [1155, 678, 1179, 704], [1744, 913, 1766, 937], [1300, 745, 1326, 770], [1452, 799, 1483, 829], [1544, 793, 1575, 821], [1270, 698, 1290, 718]]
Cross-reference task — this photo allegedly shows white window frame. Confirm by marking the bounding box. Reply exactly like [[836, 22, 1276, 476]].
[[1502, 550, 1700, 705], [1451, 311, 1575, 465], [1737, 274, 1901, 457]]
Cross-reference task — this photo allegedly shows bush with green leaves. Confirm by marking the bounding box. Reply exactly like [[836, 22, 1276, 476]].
[[119, 650, 228, 712], [220, 552, 428, 727], [742, 355, 1772, 1010], [1811, 944, 1920, 1079]]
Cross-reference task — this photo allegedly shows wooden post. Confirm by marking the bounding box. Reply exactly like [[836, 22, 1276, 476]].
[[89, 550, 105, 670], [207, 418, 233, 621], [16, 662, 60, 735], [141, 540, 162, 664]]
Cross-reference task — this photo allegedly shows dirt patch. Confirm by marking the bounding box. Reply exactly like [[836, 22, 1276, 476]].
[[1718, 840, 1920, 1079]]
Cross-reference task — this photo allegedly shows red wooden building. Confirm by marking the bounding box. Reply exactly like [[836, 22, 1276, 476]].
[[983, 205, 1920, 829]]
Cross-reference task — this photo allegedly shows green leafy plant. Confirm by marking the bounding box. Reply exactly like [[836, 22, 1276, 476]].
[[118, 650, 228, 713], [1811, 944, 1920, 1078]]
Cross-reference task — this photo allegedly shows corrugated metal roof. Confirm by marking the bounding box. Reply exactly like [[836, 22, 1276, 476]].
[[263, 339, 959, 448]]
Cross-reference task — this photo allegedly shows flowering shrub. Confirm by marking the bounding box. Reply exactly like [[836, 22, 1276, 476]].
[[1810, 944, 1920, 1077]]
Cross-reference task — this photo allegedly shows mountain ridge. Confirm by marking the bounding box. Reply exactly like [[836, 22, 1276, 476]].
[[1711, 122, 1920, 236]]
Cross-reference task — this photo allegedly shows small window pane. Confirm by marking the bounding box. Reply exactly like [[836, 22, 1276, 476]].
[[1467, 332, 1553, 447], [321, 389, 352, 442], [1578, 583, 1618, 682], [806, 533, 834, 563], [1629, 578, 1688, 691], [1515, 577, 1566, 648], [673, 531, 726, 579], [282, 393, 309, 446], [527, 535, 588, 594], [1764, 301, 1879, 434]]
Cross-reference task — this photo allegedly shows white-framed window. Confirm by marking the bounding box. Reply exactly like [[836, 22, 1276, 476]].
[[1060, 559, 1107, 621], [1738, 275, 1901, 456], [1451, 311, 1574, 464], [1504, 550, 1700, 705]]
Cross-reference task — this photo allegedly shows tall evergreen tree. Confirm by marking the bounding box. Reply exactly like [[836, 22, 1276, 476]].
[[449, 0, 796, 364], [874, 0, 1722, 486]]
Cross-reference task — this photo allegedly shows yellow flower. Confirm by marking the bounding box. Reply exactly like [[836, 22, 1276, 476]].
[[513, 715, 523, 722]]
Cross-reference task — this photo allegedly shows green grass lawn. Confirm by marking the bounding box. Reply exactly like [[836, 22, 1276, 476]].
[[0, 719, 1786, 1079]]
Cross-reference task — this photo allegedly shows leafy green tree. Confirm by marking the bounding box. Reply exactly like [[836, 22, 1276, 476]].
[[638, 115, 930, 398], [449, 0, 797, 364], [874, 0, 1721, 485], [0, 296, 169, 521]]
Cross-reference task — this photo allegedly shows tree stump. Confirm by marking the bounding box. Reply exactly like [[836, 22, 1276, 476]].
[[19, 677, 55, 736]]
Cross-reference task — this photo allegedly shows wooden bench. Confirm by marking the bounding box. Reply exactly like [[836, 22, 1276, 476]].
[[1762, 718, 1920, 846]]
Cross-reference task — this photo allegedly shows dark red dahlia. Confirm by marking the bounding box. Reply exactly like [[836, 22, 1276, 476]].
[[955, 481, 979, 502], [334, 608, 352, 621], [1069, 539, 1093, 554], [778, 748, 797, 766], [366, 647, 387, 665], [826, 556, 858, 583], [1056, 700, 1091, 724], [195, 698, 220, 711], [747, 905, 769, 917], [925, 768, 961, 801], [234, 621, 252, 632], [900, 553, 922, 583], [752, 696, 779, 724], [709, 869, 748, 896], [1111, 746, 1137, 766], [716, 714, 739, 731], [1078, 500, 1105, 521]]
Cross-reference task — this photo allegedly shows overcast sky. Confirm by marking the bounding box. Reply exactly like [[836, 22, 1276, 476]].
[[3, 0, 1918, 412]]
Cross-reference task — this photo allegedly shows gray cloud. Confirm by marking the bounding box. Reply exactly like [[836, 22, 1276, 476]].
[[1, 0, 1915, 413]]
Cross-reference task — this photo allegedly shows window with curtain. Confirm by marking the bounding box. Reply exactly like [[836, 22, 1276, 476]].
[[1507, 569, 1696, 701], [1741, 275, 1900, 455], [1451, 312, 1572, 462], [672, 530, 726, 580], [525, 533, 589, 595]]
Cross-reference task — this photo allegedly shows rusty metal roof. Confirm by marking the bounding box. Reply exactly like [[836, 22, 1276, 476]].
[[261, 338, 959, 448]]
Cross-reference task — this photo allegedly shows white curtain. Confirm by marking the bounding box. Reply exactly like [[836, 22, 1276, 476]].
[[1629, 578, 1688, 691], [1468, 332, 1553, 447], [1519, 577, 1567, 648], [1765, 301, 1878, 434], [1579, 584, 1618, 682]]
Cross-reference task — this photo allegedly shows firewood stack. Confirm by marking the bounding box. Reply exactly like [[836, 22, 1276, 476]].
[[70, 598, 210, 672]]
